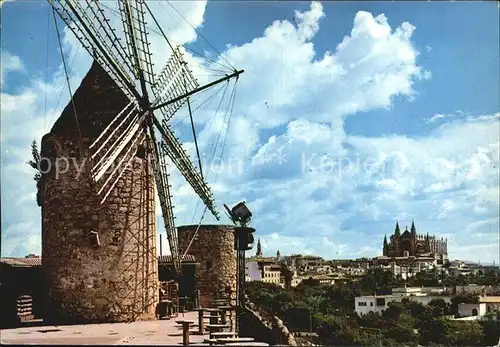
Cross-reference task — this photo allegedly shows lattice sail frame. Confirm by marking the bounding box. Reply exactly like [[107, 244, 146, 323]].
[[48, 0, 228, 274], [152, 46, 199, 122]]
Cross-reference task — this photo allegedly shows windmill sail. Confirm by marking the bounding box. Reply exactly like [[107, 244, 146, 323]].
[[48, 0, 243, 277], [152, 46, 199, 122]]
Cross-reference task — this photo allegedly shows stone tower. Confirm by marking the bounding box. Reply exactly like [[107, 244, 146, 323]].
[[177, 225, 237, 308], [40, 61, 158, 324]]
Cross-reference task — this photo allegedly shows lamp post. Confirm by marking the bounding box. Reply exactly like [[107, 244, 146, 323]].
[[224, 202, 255, 334]]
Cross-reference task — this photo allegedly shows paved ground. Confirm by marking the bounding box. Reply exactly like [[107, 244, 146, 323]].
[[0, 311, 209, 345]]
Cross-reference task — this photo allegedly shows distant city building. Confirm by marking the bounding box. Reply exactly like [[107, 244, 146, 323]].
[[261, 264, 281, 285], [458, 303, 487, 318], [245, 260, 262, 282], [458, 297, 500, 319], [392, 286, 452, 296], [355, 294, 452, 316], [383, 220, 448, 260], [245, 257, 282, 286]]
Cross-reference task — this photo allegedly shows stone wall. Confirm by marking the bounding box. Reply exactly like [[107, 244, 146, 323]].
[[0, 264, 44, 328], [177, 225, 236, 308], [41, 61, 158, 324], [240, 301, 298, 346]]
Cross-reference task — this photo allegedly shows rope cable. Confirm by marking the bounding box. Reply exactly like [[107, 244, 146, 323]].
[[47, 44, 81, 131], [189, 80, 237, 232], [207, 82, 233, 174], [100, 2, 230, 75], [184, 77, 204, 180], [189, 80, 230, 223], [155, 1, 232, 72], [180, 85, 238, 250], [170, 81, 226, 129], [43, 5, 51, 132], [164, 1, 235, 71], [211, 79, 238, 186], [181, 206, 207, 260], [52, 8, 84, 157], [143, 1, 175, 52]]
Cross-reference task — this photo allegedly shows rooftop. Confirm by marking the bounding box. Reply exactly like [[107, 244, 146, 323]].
[[1, 255, 198, 267], [479, 296, 500, 303], [1, 257, 42, 267], [247, 257, 277, 263]]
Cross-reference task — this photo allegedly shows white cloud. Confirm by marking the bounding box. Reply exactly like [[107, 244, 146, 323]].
[[426, 113, 455, 123], [0, 50, 25, 88], [1, 2, 498, 265]]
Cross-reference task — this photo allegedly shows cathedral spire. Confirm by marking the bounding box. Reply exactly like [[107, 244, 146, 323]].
[[411, 219, 416, 234], [256, 238, 262, 257], [395, 221, 401, 236]]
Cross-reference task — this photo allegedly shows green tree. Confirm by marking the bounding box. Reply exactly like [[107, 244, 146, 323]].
[[419, 318, 448, 345], [315, 314, 361, 345], [358, 311, 385, 330], [385, 324, 418, 344], [480, 313, 500, 345], [428, 298, 448, 317], [382, 301, 404, 322], [445, 320, 484, 346], [280, 263, 293, 289], [26, 139, 42, 206]]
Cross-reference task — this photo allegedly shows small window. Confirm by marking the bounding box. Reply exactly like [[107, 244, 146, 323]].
[[206, 260, 212, 270], [135, 145, 146, 159], [370, 302, 373, 306], [376, 298, 385, 306], [86, 230, 100, 247]]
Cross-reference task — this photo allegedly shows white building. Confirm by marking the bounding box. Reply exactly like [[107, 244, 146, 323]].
[[392, 287, 425, 297], [245, 260, 262, 282], [355, 295, 453, 316], [458, 303, 487, 318], [392, 286, 452, 297], [479, 296, 500, 315], [245, 258, 282, 286], [355, 296, 391, 315], [456, 284, 486, 295], [262, 264, 282, 285]]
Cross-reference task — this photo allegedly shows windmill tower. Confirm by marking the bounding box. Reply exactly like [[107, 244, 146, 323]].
[[39, 0, 243, 324]]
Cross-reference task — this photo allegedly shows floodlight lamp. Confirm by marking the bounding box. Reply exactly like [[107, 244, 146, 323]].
[[231, 201, 252, 224]]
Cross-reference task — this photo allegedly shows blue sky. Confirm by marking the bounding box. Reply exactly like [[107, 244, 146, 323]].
[[1, 1, 499, 263]]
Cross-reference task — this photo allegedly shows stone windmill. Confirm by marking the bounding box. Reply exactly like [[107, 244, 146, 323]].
[[40, 0, 243, 323]]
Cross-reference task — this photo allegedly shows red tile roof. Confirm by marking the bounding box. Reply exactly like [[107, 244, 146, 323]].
[[1, 257, 42, 267], [1, 255, 197, 267]]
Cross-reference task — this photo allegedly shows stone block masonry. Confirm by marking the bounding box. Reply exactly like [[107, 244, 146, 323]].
[[177, 225, 237, 309], [40, 60, 158, 324]]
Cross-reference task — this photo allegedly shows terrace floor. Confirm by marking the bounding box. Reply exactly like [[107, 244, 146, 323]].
[[0, 311, 209, 345]]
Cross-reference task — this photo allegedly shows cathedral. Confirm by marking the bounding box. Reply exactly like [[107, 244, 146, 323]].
[[383, 221, 448, 258]]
